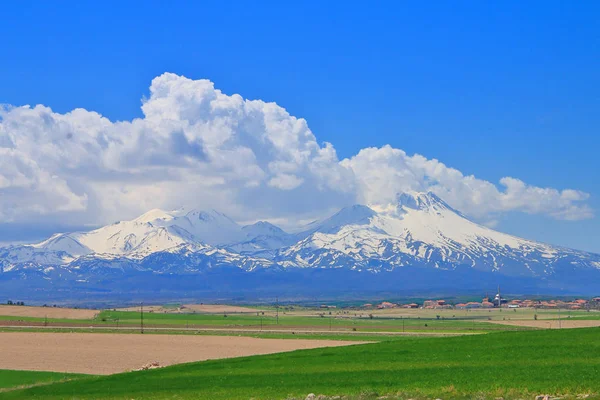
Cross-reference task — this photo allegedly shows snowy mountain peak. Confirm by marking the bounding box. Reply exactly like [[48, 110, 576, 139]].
[[177, 209, 244, 245], [2, 192, 600, 298], [31, 233, 91, 256], [134, 209, 175, 224], [226, 221, 295, 253], [395, 191, 454, 212], [242, 221, 288, 237], [185, 209, 232, 221], [300, 204, 377, 235]]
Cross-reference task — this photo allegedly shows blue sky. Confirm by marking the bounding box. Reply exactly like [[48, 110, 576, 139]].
[[0, 1, 599, 252]]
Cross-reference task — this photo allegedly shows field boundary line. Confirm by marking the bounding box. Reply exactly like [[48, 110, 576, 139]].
[[0, 325, 482, 336]]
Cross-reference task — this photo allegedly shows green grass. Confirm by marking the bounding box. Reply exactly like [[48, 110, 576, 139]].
[[1, 310, 520, 332], [90, 310, 519, 332], [0, 370, 86, 391], [10, 306, 589, 334], [3, 328, 600, 399]]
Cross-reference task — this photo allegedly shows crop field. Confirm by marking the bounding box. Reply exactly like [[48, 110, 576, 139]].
[[0, 332, 365, 374], [1, 328, 599, 399], [116, 304, 265, 313], [93, 309, 513, 332], [487, 319, 600, 329], [1, 304, 599, 399], [0, 305, 98, 319], [2, 304, 598, 337], [0, 370, 85, 391]]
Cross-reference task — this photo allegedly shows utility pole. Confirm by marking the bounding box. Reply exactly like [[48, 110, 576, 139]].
[[497, 285, 501, 308], [140, 302, 144, 334], [587, 297, 591, 312], [558, 306, 561, 329], [276, 296, 279, 325], [402, 318, 405, 333]]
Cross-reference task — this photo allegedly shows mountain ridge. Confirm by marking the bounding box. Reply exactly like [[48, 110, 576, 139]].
[[2, 191, 599, 299]]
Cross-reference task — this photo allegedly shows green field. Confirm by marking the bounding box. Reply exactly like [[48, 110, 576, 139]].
[[96, 310, 515, 331], [0, 370, 86, 391], [0, 309, 547, 333], [2, 328, 599, 399], [2, 306, 597, 335]]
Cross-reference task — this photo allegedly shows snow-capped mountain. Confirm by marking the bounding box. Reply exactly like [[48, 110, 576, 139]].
[[12, 208, 247, 261], [2, 192, 600, 299], [279, 192, 599, 276], [228, 222, 296, 254]]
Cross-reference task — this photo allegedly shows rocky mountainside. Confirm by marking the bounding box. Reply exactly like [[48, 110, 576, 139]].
[[2, 192, 599, 300]]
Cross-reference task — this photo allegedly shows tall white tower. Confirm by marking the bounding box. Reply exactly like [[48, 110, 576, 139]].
[[494, 285, 501, 307]]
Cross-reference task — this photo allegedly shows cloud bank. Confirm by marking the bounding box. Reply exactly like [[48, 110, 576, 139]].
[[0, 73, 593, 232]]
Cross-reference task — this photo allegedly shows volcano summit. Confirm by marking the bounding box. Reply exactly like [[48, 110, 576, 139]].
[[2, 192, 599, 300]]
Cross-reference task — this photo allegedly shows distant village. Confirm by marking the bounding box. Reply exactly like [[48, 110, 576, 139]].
[[353, 294, 600, 310]]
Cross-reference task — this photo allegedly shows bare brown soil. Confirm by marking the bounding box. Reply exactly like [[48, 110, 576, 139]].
[[181, 304, 264, 313], [487, 319, 600, 329], [0, 332, 366, 375], [0, 305, 98, 319], [116, 304, 264, 314], [115, 305, 164, 312]]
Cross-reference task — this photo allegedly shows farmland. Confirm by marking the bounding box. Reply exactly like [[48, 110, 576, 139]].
[[0, 305, 97, 320], [0, 332, 365, 374], [1, 328, 600, 399], [3, 303, 594, 335], [1, 303, 599, 399], [0, 370, 85, 391]]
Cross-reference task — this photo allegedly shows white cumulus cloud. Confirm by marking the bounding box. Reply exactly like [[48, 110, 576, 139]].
[[0, 73, 593, 234], [341, 145, 593, 221]]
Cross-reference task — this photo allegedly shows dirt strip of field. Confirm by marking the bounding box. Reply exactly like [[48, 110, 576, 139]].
[[0, 305, 98, 319], [0, 332, 366, 375], [181, 304, 264, 313], [115, 305, 164, 312], [487, 319, 600, 329], [116, 304, 264, 313]]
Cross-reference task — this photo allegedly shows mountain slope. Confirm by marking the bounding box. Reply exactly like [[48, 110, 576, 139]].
[[9, 209, 248, 261], [279, 192, 595, 277], [1, 192, 599, 298], [227, 222, 296, 254]]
